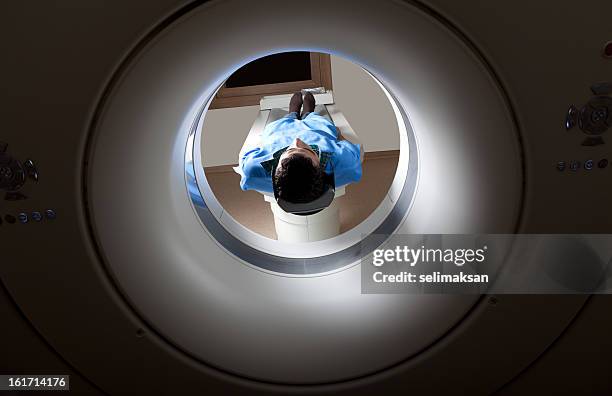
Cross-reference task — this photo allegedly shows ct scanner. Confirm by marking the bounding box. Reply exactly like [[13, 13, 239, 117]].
[[1, 0, 612, 394]]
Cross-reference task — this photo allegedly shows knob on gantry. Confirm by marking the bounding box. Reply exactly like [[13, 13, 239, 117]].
[[565, 83, 612, 146], [0, 142, 38, 200]]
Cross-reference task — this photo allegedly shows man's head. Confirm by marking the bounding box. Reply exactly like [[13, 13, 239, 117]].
[[274, 138, 324, 203]]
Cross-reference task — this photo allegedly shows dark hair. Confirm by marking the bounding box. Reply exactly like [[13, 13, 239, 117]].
[[274, 154, 324, 203]]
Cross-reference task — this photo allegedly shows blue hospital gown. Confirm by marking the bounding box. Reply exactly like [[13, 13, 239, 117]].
[[238, 113, 362, 193]]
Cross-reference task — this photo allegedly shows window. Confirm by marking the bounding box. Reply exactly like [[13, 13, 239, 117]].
[[209, 52, 333, 109]]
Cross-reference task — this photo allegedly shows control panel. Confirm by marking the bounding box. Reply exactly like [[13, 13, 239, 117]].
[[0, 142, 38, 200], [565, 82, 611, 146], [1, 210, 56, 226], [556, 158, 608, 172], [559, 82, 611, 172], [0, 142, 56, 226]]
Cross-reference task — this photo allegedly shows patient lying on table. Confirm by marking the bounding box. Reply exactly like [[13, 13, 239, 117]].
[[238, 92, 362, 204]]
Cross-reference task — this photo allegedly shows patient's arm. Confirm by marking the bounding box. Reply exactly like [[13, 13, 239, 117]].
[[333, 138, 363, 185], [336, 126, 363, 163]]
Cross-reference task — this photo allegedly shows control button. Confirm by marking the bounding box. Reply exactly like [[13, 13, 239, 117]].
[[0, 166, 13, 179], [18, 212, 28, 224], [569, 161, 581, 171], [579, 96, 612, 135], [584, 159, 594, 170], [44, 209, 56, 220], [598, 159, 609, 169], [31, 211, 42, 222], [591, 107, 608, 123], [556, 161, 566, 171], [4, 214, 16, 224]]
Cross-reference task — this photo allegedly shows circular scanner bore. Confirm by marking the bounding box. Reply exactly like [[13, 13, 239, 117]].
[[87, 0, 522, 384], [191, 51, 413, 275]]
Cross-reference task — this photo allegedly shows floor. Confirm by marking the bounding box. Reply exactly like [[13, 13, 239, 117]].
[[205, 151, 399, 239]]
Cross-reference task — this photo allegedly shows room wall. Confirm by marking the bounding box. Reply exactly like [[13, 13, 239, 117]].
[[201, 55, 400, 166]]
